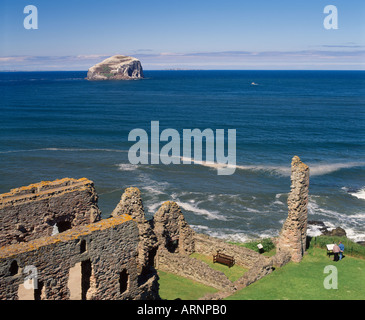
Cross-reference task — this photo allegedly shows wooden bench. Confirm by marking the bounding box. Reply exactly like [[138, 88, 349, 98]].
[[213, 251, 235, 268]]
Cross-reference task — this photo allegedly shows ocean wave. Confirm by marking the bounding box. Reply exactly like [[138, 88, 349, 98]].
[[116, 163, 139, 171], [308, 162, 365, 176], [244, 207, 261, 213], [191, 225, 251, 243], [44, 147, 128, 153], [0, 148, 128, 154], [176, 200, 228, 221], [349, 187, 365, 200], [307, 198, 365, 241], [236, 162, 364, 177], [191, 225, 279, 243], [146, 202, 162, 214], [180, 156, 364, 177], [142, 185, 166, 195], [180, 156, 290, 176]]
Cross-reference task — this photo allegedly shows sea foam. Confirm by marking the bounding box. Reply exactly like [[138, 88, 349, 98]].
[[180, 156, 364, 177], [349, 187, 365, 200]]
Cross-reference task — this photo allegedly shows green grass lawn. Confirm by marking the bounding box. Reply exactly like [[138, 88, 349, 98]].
[[158, 270, 218, 300], [190, 253, 248, 282], [157, 236, 365, 300], [157, 253, 247, 300], [228, 247, 365, 300]]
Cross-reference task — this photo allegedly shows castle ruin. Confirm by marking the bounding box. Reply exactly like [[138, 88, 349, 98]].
[[276, 156, 310, 263], [0, 156, 309, 300]]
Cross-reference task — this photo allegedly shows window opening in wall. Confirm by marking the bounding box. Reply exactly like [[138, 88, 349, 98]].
[[138, 247, 157, 286], [57, 220, 72, 233], [34, 281, 43, 300], [68, 259, 92, 300], [119, 269, 129, 294], [166, 237, 179, 253], [80, 239, 87, 253], [9, 260, 19, 276], [81, 259, 92, 300]]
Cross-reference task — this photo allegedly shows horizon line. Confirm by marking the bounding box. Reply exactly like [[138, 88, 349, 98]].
[[1, 69, 365, 72]]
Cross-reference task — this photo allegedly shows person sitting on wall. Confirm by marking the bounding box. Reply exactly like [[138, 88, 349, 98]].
[[332, 243, 340, 262], [339, 241, 345, 260]]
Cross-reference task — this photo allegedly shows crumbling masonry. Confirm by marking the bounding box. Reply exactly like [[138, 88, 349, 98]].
[[0, 156, 309, 300], [275, 156, 310, 263]]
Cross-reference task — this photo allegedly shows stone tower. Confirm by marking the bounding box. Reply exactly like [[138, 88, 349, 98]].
[[276, 156, 310, 263]]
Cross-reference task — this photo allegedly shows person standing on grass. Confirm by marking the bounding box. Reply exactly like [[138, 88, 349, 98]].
[[333, 243, 340, 262], [339, 241, 345, 260]]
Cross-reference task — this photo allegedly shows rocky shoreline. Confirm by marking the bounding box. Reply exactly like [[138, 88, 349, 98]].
[[307, 220, 365, 246]]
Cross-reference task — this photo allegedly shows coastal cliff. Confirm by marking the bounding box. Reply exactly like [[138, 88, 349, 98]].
[[86, 55, 144, 80]]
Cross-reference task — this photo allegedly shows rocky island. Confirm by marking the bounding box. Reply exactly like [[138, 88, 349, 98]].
[[86, 55, 144, 80]]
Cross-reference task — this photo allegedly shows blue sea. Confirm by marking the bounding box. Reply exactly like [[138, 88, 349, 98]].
[[0, 70, 364, 242]]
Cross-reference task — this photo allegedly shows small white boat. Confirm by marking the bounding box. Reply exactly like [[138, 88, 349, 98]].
[[251, 82, 258, 86]]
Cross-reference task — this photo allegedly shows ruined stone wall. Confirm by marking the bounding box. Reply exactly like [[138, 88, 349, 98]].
[[153, 201, 195, 255], [112, 187, 158, 271], [193, 233, 269, 269], [0, 178, 101, 247], [0, 158, 309, 301], [0, 214, 159, 300], [156, 249, 235, 292], [276, 156, 310, 263]]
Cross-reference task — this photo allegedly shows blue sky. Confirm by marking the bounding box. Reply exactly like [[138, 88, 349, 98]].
[[0, 0, 364, 70]]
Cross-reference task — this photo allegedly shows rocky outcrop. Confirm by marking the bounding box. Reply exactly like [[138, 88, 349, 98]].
[[307, 221, 347, 237], [275, 156, 310, 263], [86, 55, 144, 80]]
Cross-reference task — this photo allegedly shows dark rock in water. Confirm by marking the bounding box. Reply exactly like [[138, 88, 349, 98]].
[[308, 221, 348, 237], [322, 227, 347, 237], [357, 241, 365, 247], [86, 55, 144, 80]]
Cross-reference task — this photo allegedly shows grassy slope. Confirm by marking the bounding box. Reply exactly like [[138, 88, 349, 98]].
[[228, 247, 365, 300], [158, 270, 218, 300], [157, 237, 365, 300], [158, 253, 249, 300]]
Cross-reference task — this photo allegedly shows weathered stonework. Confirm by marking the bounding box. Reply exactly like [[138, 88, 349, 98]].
[[0, 155, 310, 300], [112, 187, 158, 272], [0, 214, 159, 300], [153, 201, 195, 255], [156, 249, 235, 292], [193, 233, 269, 269], [200, 258, 273, 300], [275, 156, 310, 263], [152, 201, 273, 297], [0, 178, 101, 247]]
